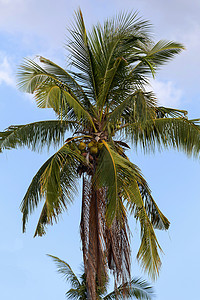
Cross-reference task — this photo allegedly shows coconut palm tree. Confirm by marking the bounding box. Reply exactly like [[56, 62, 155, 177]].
[[48, 255, 154, 300], [1, 8, 200, 299]]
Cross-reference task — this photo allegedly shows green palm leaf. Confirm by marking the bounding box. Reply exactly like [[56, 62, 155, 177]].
[[125, 181, 162, 279], [124, 117, 200, 154], [20, 143, 84, 235], [138, 184, 170, 230], [145, 40, 185, 67], [95, 141, 168, 278], [95, 141, 141, 224], [108, 90, 157, 125], [98, 57, 122, 113], [129, 41, 184, 78], [48, 255, 80, 288], [95, 141, 118, 225], [136, 207, 162, 280], [38, 56, 94, 114], [18, 58, 96, 128], [49, 255, 154, 299], [0, 120, 77, 152], [89, 11, 152, 109], [67, 9, 99, 101], [104, 277, 154, 300]]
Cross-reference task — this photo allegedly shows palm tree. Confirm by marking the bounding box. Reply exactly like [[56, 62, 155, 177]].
[[1, 8, 200, 299], [48, 255, 154, 300]]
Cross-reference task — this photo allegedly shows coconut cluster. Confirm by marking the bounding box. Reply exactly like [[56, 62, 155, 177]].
[[68, 137, 128, 177], [78, 140, 103, 155], [71, 139, 104, 176]]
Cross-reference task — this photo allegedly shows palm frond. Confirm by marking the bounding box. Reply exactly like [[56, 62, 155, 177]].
[[104, 277, 154, 300], [129, 41, 184, 78], [66, 288, 85, 299], [95, 141, 157, 225], [90, 10, 151, 79], [95, 141, 119, 225], [48, 255, 80, 288], [17, 58, 48, 93], [145, 40, 185, 69], [107, 92, 136, 125], [123, 117, 200, 155], [94, 141, 163, 279], [17, 58, 96, 128], [105, 212, 131, 288], [138, 183, 170, 230], [98, 57, 122, 113], [0, 120, 76, 152], [38, 56, 95, 115], [89, 11, 152, 108], [20, 143, 84, 235], [67, 9, 99, 101], [155, 106, 188, 118], [107, 157, 166, 279], [136, 207, 162, 280], [128, 181, 162, 279], [108, 90, 157, 126]]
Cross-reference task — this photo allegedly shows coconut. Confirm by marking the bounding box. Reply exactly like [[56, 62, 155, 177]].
[[90, 146, 98, 155], [88, 141, 95, 148], [78, 142, 86, 151]]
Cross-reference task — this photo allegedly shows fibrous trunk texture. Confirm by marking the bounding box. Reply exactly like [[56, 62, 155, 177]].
[[80, 175, 131, 299]]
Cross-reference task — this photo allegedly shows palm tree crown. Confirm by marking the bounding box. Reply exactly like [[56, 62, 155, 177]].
[[1, 9, 200, 299], [49, 255, 154, 300]]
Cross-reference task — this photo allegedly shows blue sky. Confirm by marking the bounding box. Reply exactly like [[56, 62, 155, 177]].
[[0, 0, 200, 299]]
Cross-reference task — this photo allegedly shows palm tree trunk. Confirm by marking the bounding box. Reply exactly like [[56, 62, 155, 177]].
[[80, 175, 131, 299], [80, 175, 106, 299]]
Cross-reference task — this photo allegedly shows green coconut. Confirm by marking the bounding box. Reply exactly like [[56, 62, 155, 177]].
[[90, 146, 98, 155], [78, 142, 86, 151], [88, 141, 95, 148]]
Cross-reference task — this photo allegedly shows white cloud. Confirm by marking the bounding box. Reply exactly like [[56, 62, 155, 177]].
[[0, 0, 198, 107], [147, 80, 183, 107], [0, 56, 15, 88], [0, 0, 79, 48]]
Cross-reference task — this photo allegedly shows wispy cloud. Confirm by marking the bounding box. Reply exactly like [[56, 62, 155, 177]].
[[0, 0, 197, 106], [0, 0, 79, 48], [0, 56, 15, 87], [147, 80, 182, 107]]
